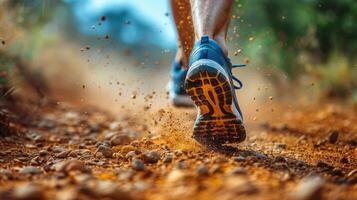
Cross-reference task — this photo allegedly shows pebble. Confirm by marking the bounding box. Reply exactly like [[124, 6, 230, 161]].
[[110, 135, 131, 146], [143, 151, 160, 163], [94, 180, 133, 199], [39, 150, 48, 156], [228, 167, 247, 175], [196, 164, 209, 176], [56, 160, 90, 174], [132, 159, 145, 171], [167, 169, 186, 184], [275, 143, 287, 149], [232, 156, 246, 162], [19, 166, 41, 175], [291, 175, 325, 200], [163, 153, 173, 163], [56, 150, 71, 158], [125, 151, 136, 159], [12, 183, 44, 200], [327, 130, 339, 144], [95, 145, 113, 158], [222, 176, 259, 195]]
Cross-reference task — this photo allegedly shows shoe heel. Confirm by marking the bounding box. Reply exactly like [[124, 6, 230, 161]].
[[185, 60, 246, 146]]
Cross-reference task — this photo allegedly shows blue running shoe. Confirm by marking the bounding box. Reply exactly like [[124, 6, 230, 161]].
[[185, 36, 246, 146], [168, 61, 194, 107]]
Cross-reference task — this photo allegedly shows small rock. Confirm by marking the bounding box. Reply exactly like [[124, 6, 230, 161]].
[[223, 176, 259, 195], [95, 145, 113, 158], [275, 143, 287, 149], [12, 183, 44, 200], [39, 150, 48, 156], [196, 164, 209, 176], [291, 175, 324, 200], [177, 160, 186, 169], [143, 151, 160, 163], [56, 150, 71, 158], [228, 167, 247, 175], [56, 160, 90, 174], [19, 166, 41, 175], [232, 156, 246, 162], [163, 153, 173, 163], [110, 135, 131, 146], [132, 159, 145, 171], [167, 169, 186, 184], [125, 151, 136, 159], [327, 130, 339, 144]]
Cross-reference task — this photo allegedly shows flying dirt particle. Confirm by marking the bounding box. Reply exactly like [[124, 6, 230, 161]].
[[131, 94, 136, 99], [311, 83, 315, 86], [249, 36, 255, 41], [1, 40, 5, 45], [252, 117, 257, 121], [243, 57, 250, 64], [98, 22, 102, 26], [124, 20, 131, 25], [271, 108, 274, 112], [269, 96, 273, 100], [164, 12, 169, 17], [253, 97, 256, 101], [100, 16, 106, 21], [82, 85, 85, 89], [85, 45, 90, 50], [104, 34, 110, 40], [255, 109, 259, 112], [91, 25, 95, 30]]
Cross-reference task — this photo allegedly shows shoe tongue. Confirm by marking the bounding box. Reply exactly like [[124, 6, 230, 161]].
[[200, 35, 210, 44]]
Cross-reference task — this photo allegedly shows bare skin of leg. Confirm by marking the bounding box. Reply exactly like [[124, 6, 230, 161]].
[[171, 0, 233, 67], [171, 0, 195, 69], [190, 0, 233, 56]]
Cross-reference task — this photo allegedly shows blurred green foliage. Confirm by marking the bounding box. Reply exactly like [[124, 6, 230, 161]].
[[231, 0, 356, 97]]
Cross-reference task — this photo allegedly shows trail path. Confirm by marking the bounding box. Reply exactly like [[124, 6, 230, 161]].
[[0, 100, 356, 200]]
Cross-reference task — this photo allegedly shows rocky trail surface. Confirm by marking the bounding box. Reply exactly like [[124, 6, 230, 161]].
[[0, 100, 356, 200]]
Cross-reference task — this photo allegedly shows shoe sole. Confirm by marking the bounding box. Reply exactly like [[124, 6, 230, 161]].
[[185, 59, 246, 147]]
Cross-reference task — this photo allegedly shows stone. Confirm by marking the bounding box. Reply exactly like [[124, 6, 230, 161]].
[[132, 159, 145, 171], [167, 169, 187, 184], [143, 151, 160, 163], [196, 164, 209, 176], [275, 143, 287, 149], [57, 160, 90, 174], [291, 176, 325, 200], [228, 167, 247, 175], [125, 151, 136, 159], [110, 135, 131, 146], [95, 145, 113, 158], [163, 153, 173, 163], [232, 156, 246, 162], [39, 150, 48, 156], [222, 176, 259, 195], [327, 130, 339, 144], [56, 150, 71, 158], [12, 183, 44, 200], [19, 166, 41, 175]]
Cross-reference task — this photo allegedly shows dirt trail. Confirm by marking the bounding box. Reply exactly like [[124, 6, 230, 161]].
[[0, 97, 356, 200]]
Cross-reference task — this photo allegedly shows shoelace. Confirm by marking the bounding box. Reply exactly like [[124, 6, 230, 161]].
[[232, 64, 246, 90]]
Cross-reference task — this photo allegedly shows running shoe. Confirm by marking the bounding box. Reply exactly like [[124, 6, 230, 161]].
[[185, 35, 246, 146], [168, 61, 194, 107]]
